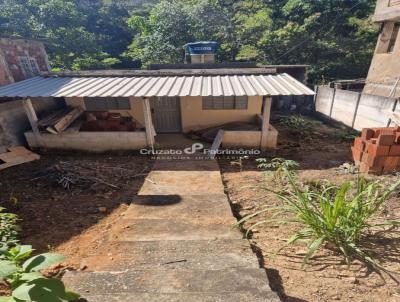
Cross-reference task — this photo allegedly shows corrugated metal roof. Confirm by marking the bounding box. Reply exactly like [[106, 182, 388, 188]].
[[0, 73, 315, 98]]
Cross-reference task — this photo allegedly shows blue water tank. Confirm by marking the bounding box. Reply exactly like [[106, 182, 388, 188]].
[[185, 41, 218, 55]]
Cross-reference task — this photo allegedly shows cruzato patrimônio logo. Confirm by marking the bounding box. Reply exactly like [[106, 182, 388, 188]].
[[140, 143, 260, 160]]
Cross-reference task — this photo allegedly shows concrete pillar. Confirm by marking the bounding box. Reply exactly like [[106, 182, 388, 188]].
[[260, 96, 272, 151]]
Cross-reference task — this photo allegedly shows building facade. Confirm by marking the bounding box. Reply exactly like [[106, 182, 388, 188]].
[[364, 0, 400, 97], [0, 38, 50, 86]]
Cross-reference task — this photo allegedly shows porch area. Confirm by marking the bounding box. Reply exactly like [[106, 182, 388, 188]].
[[0, 72, 315, 152]]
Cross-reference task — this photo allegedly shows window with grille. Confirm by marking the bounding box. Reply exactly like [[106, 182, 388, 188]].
[[84, 97, 131, 111], [202, 96, 248, 110], [18, 56, 40, 78]]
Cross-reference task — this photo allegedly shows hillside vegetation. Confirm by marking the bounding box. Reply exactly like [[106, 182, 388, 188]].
[[0, 0, 378, 83]]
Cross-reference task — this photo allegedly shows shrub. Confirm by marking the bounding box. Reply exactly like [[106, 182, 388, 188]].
[[237, 169, 400, 274], [0, 207, 19, 249], [277, 115, 321, 136], [256, 158, 299, 182], [0, 245, 80, 302]]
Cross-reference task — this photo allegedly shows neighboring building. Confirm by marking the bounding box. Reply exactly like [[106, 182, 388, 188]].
[[364, 0, 400, 97], [0, 38, 50, 86]]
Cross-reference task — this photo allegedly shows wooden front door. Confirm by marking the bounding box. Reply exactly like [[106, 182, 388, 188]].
[[152, 97, 182, 133]]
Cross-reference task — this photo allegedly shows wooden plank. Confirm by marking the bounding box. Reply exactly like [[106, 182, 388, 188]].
[[53, 107, 83, 133], [64, 120, 84, 133], [143, 98, 155, 149], [0, 147, 40, 171], [22, 99, 40, 136], [260, 97, 272, 151], [209, 129, 224, 159]]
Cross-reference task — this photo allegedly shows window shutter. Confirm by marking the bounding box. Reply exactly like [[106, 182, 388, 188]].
[[202, 96, 214, 109], [213, 97, 224, 109], [223, 96, 235, 109], [235, 96, 248, 109], [84, 98, 131, 110]]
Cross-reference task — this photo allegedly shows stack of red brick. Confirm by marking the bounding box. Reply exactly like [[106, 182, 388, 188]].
[[352, 127, 400, 174]]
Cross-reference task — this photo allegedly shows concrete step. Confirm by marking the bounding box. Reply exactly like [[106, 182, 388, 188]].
[[79, 239, 259, 271], [111, 219, 243, 242], [151, 159, 220, 171], [138, 161, 224, 195], [63, 268, 278, 297], [79, 292, 281, 302], [124, 194, 235, 224]]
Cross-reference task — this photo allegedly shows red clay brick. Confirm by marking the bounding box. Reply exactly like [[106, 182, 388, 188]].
[[367, 143, 390, 157], [383, 156, 400, 173], [396, 133, 400, 144], [377, 134, 395, 146], [373, 127, 397, 137], [389, 144, 400, 156], [359, 162, 382, 174], [361, 153, 385, 169], [353, 137, 365, 151], [351, 147, 363, 162], [361, 128, 375, 140]]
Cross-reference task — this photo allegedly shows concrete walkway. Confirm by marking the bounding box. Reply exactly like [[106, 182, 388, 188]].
[[63, 158, 280, 302]]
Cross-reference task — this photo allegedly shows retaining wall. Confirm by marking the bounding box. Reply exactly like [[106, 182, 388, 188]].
[[315, 86, 398, 130]]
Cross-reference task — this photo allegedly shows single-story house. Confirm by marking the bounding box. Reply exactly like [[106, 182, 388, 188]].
[[0, 68, 315, 152]]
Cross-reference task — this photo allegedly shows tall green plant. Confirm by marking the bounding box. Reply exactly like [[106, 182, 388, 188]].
[[0, 245, 80, 302], [0, 207, 19, 249], [237, 169, 400, 274]]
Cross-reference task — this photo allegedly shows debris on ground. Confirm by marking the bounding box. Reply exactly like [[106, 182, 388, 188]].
[[38, 106, 83, 134], [32, 159, 149, 192], [0, 146, 40, 171]]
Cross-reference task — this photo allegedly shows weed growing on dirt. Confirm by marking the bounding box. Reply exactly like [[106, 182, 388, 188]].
[[0, 207, 19, 249], [0, 245, 80, 301], [238, 168, 400, 275], [230, 156, 249, 172], [277, 115, 321, 136], [256, 158, 299, 182]]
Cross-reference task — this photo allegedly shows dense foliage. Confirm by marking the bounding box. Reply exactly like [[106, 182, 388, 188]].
[[0, 245, 79, 301], [0, 0, 378, 83]]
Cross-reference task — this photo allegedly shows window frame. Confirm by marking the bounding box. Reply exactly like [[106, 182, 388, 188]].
[[202, 96, 248, 110], [18, 56, 40, 78], [83, 97, 131, 111]]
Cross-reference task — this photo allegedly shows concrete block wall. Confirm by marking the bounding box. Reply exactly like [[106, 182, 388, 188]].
[[315, 86, 398, 130]]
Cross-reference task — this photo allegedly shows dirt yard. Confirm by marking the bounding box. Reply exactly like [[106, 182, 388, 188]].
[[0, 152, 153, 271], [219, 115, 400, 302]]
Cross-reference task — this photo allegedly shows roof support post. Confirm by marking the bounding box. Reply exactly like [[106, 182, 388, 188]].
[[22, 98, 43, 147], [260, 96, 272, 151], [142, 97, 155, 151]]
